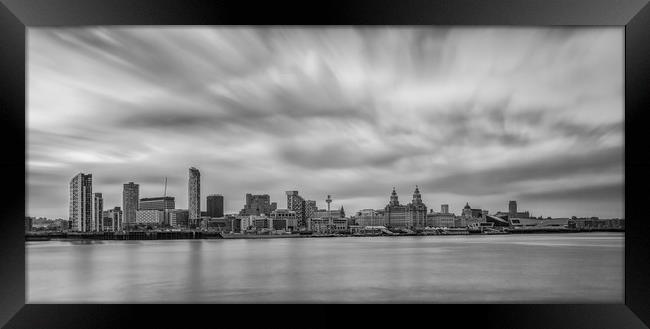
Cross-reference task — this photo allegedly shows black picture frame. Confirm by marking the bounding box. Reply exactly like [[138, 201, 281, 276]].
[[1, 0, 649, 328]]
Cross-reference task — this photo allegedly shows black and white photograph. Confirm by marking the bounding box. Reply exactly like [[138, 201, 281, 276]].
[[25, 26, 624, 303]]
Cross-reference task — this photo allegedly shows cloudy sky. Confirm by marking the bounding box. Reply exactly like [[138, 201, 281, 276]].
[[27, 27, 623, 219]]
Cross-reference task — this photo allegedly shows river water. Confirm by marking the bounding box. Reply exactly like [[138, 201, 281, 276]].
[[26, 232, 623, 303]]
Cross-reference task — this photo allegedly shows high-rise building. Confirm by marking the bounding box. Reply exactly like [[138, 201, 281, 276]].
[[240, 193, 274, 216], [286, 191, 307, 228], [509, 200, 517, 215], [441, 204, 449, 214], [69, 173, 93, 232], [406, 186, 427, 228], [122, 182, 139, 227], [139, 197, 175, 211], [93, 193, 103, 232], [384, 187, 409, 228], [207, 194, 224, 217], [169, 209, 189, 228], [104, 206, 123, 231], [305, 200, 317, 221], [188, 167, 201, 225]]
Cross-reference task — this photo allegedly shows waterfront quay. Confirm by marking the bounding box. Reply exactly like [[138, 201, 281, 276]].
[[25, 226, 624, 241]]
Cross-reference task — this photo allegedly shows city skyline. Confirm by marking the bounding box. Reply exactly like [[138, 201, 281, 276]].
[[43, 167, 622, 221], [27, 27, 623, 219]]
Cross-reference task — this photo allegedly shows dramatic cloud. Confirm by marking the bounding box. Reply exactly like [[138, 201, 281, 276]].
[[27, 27, 624, 219]]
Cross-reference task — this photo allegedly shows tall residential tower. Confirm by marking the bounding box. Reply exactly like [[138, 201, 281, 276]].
[[207, 194, 224, 217], [188, 167, 201, 225], [69, 173, 93, 232], [93, 193, 103, 232], [122, 182, 139, 227]]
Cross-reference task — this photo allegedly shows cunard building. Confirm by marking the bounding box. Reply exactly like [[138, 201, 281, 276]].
[[384, 186, 427, 229]]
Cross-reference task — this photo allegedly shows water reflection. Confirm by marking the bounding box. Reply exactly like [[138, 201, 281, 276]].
[[27, 233, 624, 303]]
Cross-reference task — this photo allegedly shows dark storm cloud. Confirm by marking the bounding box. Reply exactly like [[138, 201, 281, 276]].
[[422, 146, 623, 196], [517, 182, 623, 202], [280, 142, 410, 170], [27, 27, 623, 219]]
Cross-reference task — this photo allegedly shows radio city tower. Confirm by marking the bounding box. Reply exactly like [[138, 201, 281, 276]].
[[326, 194, 332, 232]]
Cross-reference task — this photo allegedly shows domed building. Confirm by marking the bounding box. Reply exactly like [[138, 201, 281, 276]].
[[462, 202, 473, 219]]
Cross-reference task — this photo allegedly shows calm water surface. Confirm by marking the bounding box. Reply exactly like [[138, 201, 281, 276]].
[[27, 232, 623, 303]]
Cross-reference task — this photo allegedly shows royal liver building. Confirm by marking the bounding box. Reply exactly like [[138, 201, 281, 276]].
[[406, 186, 427, 228], [384, 186, 428, 229]]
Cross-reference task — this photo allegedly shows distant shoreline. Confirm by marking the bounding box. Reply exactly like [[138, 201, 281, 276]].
[[25, 229, 624, 242]]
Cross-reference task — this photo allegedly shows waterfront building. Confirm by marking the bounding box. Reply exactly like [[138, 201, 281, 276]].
[[286, 191, 307, 228], [383, 187, 409, 229], [309, 217, 329, 233], [218, 215, 240, 233], [426, 209, 456, 227], [271, 209, 298, 231], [103, 206, 123, 231], [494, 211, 509, 218], [122, 182, 139, 226], [240, 215, 267, 231], [136, 209, 165, 225], [139, 197, 175, 226], [471, 208, 484, 219], [509, 217, 568, 228], [188, 167, 201, 226], [308, 216, 348, 233], [202, 217, 237, 232], [567, 217, 624, 230], [347, 216, 356, 227], [485, 215, 510, 227], [462, 202, 471, 218], [313, 207, 345, 219], [253, 217, 270, 230], [271, 219, 287, 231], [240, 193, 275, 216], [93, 193, 103, 232], [305, 200, 317, 221], [356, 209, 387, 227], [207, 194, 224, 218], [332, 218, 348, 232], [355, 209, 381, 226], [168, 209, 189, 228], [139, 196, 175, 211], [229, 216, 242, 233], [69, 173, 93, 232], [406, 186, 427, 228]]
